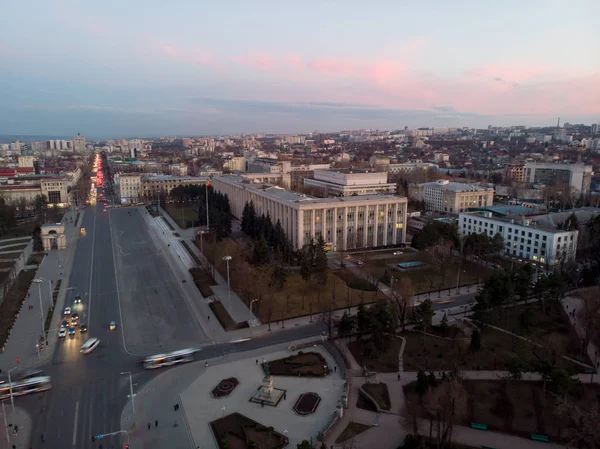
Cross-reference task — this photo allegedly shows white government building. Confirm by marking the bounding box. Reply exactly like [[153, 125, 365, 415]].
[[458, 211, 578, 266], [303, 169, 397, 197], [212, 174, 407, 251]]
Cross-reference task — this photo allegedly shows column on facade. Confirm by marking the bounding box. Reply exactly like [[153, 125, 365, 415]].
[[373, 204, 379, 247], [342, 206, 348, 250], [297, 209, 304, 250], [332, 207, 338, 251], [361, 205, 367, 249], [392, 203, 398, 244], [383, 202, 389, 246]]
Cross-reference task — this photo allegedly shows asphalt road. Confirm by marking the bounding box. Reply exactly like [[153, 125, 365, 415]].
[[18, 185, 471, 448]]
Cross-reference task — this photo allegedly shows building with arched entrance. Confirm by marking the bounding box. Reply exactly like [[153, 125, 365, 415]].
[[41, 224, 67, 250]]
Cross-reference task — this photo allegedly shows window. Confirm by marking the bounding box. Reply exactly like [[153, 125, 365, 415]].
[[558, 237, 562, 242], [543, 235, 547, 241], [528, 232, 532, 237]]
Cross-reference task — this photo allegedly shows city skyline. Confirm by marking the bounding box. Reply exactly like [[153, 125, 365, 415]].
[[1, 0, 599, 137]]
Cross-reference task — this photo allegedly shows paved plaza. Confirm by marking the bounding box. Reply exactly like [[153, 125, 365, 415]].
[[121, 341, 346, 449]]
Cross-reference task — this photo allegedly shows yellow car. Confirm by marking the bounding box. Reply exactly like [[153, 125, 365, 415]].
[[109, 321, 116, 331], [80, 227, 86, 234]]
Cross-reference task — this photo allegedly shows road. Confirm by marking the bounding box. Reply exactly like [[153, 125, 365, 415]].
[[18, 186, 470, 448]]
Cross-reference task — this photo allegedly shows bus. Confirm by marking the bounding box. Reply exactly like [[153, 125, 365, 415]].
[[0, 376, 52, 400], [141, 348, 197, 370]]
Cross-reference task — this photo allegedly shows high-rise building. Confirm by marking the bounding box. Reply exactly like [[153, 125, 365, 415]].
[[592, 123, 599, 134], [74, 134, 86, 152]]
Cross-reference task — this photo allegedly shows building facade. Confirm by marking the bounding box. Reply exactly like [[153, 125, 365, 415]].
[[222, 157, 246, 172], [304, 169, 397, 197], [140, 175, 209, 199], [74, 134, 86, 153], [458, 211, 578, 266], [409, 180, 494, 214], [115, 173, 143, 204], [523, 162, 593, 192], [387, 162, 438, 176], [41, 179, 69, 204], [213, 174, 407, 251]]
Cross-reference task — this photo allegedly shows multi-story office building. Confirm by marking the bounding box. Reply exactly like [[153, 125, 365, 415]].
[[387, 162, 438, 176], [222, 157, 246, 172], [41, 178, 69, 204], [409, 180, 494, 214], [504, 163, 526, 184], [213, 174, 407, 251], [247, 158, 291, 174], [115, 173, 143, 204], [74, 134, 86, 153], [140, 175, 209, 200], [458, 211, 578, 266], [523, 162, 593, 192], [304, 169, 397, 197]]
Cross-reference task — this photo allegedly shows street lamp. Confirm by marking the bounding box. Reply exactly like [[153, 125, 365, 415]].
[[250, 299, 258, 316], [221, 406, 226, 418], [7, 367, 18, 412], [197, 230, 208, 257], [120, 371, 135, 415], [222, 256, 232, 310]]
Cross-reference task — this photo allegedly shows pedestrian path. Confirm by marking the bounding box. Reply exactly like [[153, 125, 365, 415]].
[[0, 406, 31, 449], [0, 209, 81, 373]]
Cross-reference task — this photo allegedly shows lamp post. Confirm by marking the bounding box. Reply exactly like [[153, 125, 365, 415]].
[[197, 230, 208, 258], [8, 367, 18, 412], [222, 255, 232, 310], [37, 283, 45, 337], [120, 371, 136, 416], [250, 299, 258, 317], [205, 182, 210, 229]]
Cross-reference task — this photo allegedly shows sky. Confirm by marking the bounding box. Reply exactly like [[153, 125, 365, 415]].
[[1, 0, 599, 138]]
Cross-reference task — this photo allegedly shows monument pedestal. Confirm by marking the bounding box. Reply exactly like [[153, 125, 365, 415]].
[[250, 375, 285, 407]]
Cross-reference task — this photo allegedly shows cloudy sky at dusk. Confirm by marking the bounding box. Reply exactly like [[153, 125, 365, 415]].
[[1, 0, 599, 138]]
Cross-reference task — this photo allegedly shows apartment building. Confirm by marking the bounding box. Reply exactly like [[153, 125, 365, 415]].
[[523, 162, 593, 192], [458, 211, 578, 266], [115, 173, 142, 204], [387, 162, 438, 176], [304, 169, 397, 197], [212, 174, 407, 251], [504, 163, 526, 183], [409, 180, 494, 214], [141, 175, 209, 199], [222, 157, 246, 172]]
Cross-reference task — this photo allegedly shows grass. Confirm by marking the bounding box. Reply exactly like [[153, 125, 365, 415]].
[[268, 352, 328, 377], [0, 243, 28, 251], [0, 252, 25, 260], [26, 253, 45, 265], [210, 412, 288, 449], [360, 252, 493, 294], [146, 205, 160, 217], [404, 380, 600, 443], [335, 269, 377, 291], [0, 261, 16, 270], [347, 337, 402, 373], [197, 236, 380, 321], [189, 267, 216, 297], [335, 422, 372, 444], [181, 240, 201, 265], [400, 324, 588, 373], [484, 303, 589, 364], [0, 236, 31, 244], [163, 203, 199, 229], [162, 216, 175, 231], [361, 382, 391, 410], [0, 270, 36, 347], [209, 301, 248, 331]]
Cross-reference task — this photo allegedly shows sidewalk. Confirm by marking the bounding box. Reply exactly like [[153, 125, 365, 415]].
[[0, 209, 81, 373], [0, 406, 31, 449]]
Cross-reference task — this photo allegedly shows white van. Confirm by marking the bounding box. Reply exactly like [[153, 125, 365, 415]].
[[80, 338, 100, 355]]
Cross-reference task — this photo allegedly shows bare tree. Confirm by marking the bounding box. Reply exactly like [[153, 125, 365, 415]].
[[577, 288, 600, 355], [423, 378, 468, 449], [394, 277, 414, 331], [428, 240, 454, 295], [554, 396, 600, 449], [400, 393, 422, 438]]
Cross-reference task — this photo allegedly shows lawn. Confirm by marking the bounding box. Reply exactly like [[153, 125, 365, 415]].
[[335, 422, 372, 444], [360, 252, 493, 294], [210, 412, 288, 449], [26, 253, 45, 265], [163, 203, 199, 229], [196, 236, 380, 321], [483, 303, 589, 364], [347, 337, 402, 373], [400, 324, 588, 373], [181, 240, 201, 265], [0, 269, 36, 346], [404, 380, 600, 443], [209, 301, 248, 331], [361, 382, 391, 410], [189, 267, 216, 297], [268, 352, 328, 377]]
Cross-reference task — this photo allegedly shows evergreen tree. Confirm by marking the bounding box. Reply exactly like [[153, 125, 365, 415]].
[[314, 235, 328, 285], [338, 313, 355, 337], [252, 236, 271, 265], [241, 202, 251, 234], [469, 329, 481, 351]]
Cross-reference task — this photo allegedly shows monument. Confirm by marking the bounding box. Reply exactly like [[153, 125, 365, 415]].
[[250, 362, 286, 406]]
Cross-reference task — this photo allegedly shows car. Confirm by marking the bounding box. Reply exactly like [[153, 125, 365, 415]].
[[79, 324, 88, 333], [103, 209, 107, 213], [64, 307, 71, 315], [73, 295, 82, 304], [109, 321, 116, 331], [80, 228, 86, 234], [393, 251, 403, 256], [61, 320, 68, 328], [80, 338, 100, 354], [71, 312, 79, 320], [355, 259, 364, 266], [341, 262, 347, 268], [58, 328, 67, 338], [68, 327, 76, 337], [71, 316, 79, 326]]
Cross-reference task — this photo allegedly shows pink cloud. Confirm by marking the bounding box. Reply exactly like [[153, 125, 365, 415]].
[[238, 52, 276, 72], [157, 44, 221, 70]]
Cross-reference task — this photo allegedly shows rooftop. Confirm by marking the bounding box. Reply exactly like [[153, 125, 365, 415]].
[[468, 204, 542, 217], [144, 175, 209, 182], [216, 174, 406, 206], [420, 180, 493, 192]]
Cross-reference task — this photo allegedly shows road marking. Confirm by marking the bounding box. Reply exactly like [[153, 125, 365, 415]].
[[108, 209, 133, 355], [87, 207, 98, 328], [72, 401, 80, 445]]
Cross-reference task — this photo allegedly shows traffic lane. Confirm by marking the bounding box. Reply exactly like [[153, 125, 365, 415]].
[[110, 208, 207, 355]]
